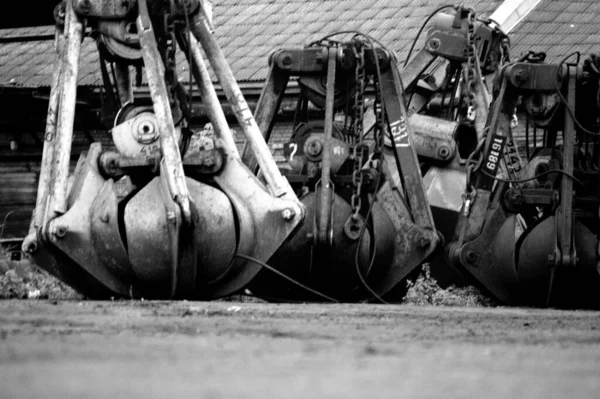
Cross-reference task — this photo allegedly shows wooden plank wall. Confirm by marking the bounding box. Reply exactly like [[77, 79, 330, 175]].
[[0, 170, 37, 239]]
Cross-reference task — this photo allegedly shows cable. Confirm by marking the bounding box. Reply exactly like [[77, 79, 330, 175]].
[[353, 177, 390, 305], [350, 34, 392, 304], [0, 211, 13, 239], [403, 5, 455, 67], [235, 254, 339, 303], [480, 167, 585, 187], [310, 31, 393, 303], [310, 30, 387, 50], [555, 51, 600, 136], [308, 31, 394, 303]]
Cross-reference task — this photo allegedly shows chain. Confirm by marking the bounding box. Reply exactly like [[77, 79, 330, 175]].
[[349, 41, 367, 220], [464, 8, 478, 123], [463, 134, 486, 213], [372, 71, 384, 159], [461, 9, 482, 208]]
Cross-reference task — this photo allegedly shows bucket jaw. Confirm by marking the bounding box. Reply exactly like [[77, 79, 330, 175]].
[[23, 0, 304, 299], [244, 37, 442, 302], [447, 60, 600, 308]]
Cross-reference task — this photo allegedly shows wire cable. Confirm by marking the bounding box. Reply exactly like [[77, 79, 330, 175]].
[[236, 254, 339, 303], [348, 33, 391, 304], [310, 30, 393, 303], [555, 51, 600, 136], [480, 168, 585, 187]]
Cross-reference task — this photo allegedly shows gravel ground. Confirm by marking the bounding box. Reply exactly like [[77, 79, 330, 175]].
[[1, 300, 599, 399]]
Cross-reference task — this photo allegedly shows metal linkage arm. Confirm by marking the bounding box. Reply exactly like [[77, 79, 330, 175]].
[[379, 65, 437, 229], [315, 48, 339, 248], [22, 25, 65, 254], [137, 0, 193, 224], [47, 0, 84, 221], [188, 8, 296, 199], [241, 56, 291, 173]]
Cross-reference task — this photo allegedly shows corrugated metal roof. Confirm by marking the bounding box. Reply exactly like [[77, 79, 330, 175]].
[[509, 0, 600, 61], [0, 0, 502, 87]]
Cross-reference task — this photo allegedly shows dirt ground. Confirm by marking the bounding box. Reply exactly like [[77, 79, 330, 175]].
[[1, 300, 599, 399]]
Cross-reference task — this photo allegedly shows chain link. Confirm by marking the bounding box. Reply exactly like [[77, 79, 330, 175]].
[[349, 42, 368, 220], [464, 8, 478, 122]]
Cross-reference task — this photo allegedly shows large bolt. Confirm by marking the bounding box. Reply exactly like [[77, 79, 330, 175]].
[[54, 226, 67, 238], [465, 250, 478, 266], [428, 38, 441, 50], [437, 146, 451, 159], [281, 208, 296, 221], [513, 69, 530, 85], [306, 140, 323, 157], [23, 241, 37, 254], [418, 236, 430, 249], [281, 54, 292, 68]]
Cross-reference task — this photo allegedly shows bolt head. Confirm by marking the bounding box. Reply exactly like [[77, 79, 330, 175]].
[[202, 155, 216, 168], [24, 241, 37, 254], [305, 139, 323, 157], [281, 55, 292, 66], [54, 226, 67, 238], [429, 38, 441, 50], [281, 208, 295, 221], [437, 146, 450, 158], [465, 250, 478, 265]]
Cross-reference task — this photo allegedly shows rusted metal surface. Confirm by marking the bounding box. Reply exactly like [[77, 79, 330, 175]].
[[47, 0, 83, 218], [405, 114, 460, 163], [316, 47, 338, 248], [451, 192, 520, 304], [401, 48, 437, 91], [25, 28, 64, 249], [90, 179, 135, 282], [374, 157, 441, 296], [124, 174, 236, 298], [555, 65, 576, 269], [47, 144, 134, 296], [208, 152, 305, 298], [111, 111, 163, 157], [250, 191, 395, 301], [114, 62, 133, 105], [21, 0, 310, 301], [137, 0, 192, 224], [380, 66, 436, 229]]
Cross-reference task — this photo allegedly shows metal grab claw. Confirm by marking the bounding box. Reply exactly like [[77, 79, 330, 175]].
[[23, 0, 305, 299]]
